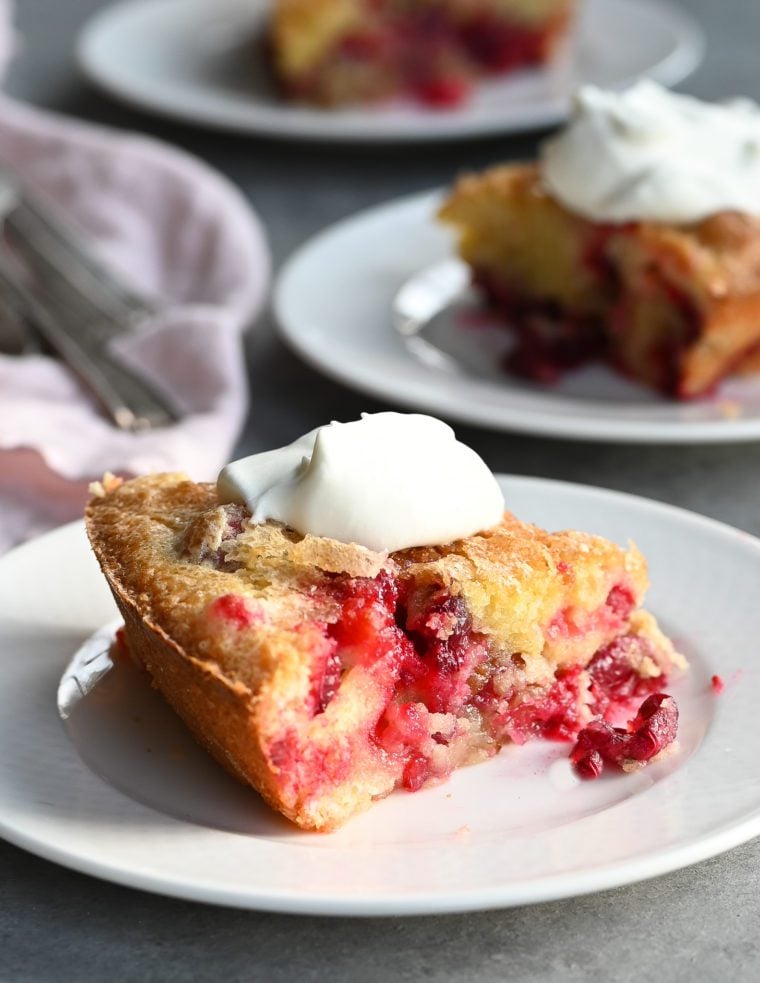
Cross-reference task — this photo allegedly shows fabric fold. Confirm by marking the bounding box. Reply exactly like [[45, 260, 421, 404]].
[[0, 12, 270, 552]]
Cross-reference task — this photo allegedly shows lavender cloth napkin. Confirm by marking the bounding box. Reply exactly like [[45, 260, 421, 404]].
[[0, 6, 271, 553]]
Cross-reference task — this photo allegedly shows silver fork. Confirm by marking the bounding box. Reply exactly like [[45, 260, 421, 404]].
[[0, 254, 175, 431], [0, 165, 180, 430], [0, 164, 158, 329]]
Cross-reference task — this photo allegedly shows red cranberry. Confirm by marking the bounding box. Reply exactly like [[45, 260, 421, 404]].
[[588, 637, 639, 693], [268, 735, 297, 771], [574, 749, 603, 780], [588, 635, 647, 699], [571, 692, 679, 779], [711, 674, 725, 694], [329, 570, 400, 658], [459, 17, 544, 71], [587, 632, 667, 719], [504, 311, 607, 383], [406, 592, 472, 676], [340, 33, 390, 60], [402, 752, 430, 791], [502, 666, 585, 744], [314, 645, 342, 715], [267, 731, 351, 793], [209, 594, 256, 629], [606, 584, 635, 619], [627, 693, 679, 757], [416, 76, 471, 107], [401, 590, 486, 714], [376, 702, 428, 755]]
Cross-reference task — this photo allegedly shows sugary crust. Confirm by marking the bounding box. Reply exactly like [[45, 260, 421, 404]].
[[86, 475, 330, 693], [441, 163, 760, 298], [86, 472, 655, 830], [440, 162, 760, 396], [87, 472, 649, 678]]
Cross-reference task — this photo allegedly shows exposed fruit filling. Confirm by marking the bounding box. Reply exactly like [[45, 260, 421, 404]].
[[201, 561, 679, 802], [87, 462, 691, 832], [570, 693, 679, 779], [473, 267, 607, 385], [472, 252, 705, 397]]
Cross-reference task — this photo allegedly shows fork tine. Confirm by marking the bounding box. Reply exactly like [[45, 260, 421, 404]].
[[0, 162, 180, 429], [0, 158, 158, 332], [0, 253, 179, 430], [6, 203, 156, 330], [6, 225, 144, 349]]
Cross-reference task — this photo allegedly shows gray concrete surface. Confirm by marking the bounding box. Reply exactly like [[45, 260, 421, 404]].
[[2, 1, 759, 980]]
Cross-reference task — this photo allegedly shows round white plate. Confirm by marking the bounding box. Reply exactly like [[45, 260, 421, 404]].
[[275, 191, 760, 443], [77, 0, 704, 142], [1, 477, 758, 915]]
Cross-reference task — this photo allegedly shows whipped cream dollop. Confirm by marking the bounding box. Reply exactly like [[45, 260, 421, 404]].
[[541, 81, 760, 224], [217, 413, 505, 553]]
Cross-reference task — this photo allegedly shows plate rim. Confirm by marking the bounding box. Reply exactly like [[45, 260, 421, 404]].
[[274, 189, 760, 444], [75, 0, 705, 142], [1, 477, 760, 915]]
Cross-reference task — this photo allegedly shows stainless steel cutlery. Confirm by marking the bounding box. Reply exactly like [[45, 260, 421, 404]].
[[0, 164, 180, 430]]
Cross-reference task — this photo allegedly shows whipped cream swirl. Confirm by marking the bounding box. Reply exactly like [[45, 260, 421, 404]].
[[217, 413, 505, 553], [541, 81, 760, 224]]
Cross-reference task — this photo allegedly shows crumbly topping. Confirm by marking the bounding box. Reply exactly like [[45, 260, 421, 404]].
[[224, 520, 391, 580], [88, 472, 124, 498]]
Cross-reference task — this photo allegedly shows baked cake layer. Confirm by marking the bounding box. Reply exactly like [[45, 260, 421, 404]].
[[86, 473, 684, 830], [440, 163, 760, 397], [270, 0, 575, 107]]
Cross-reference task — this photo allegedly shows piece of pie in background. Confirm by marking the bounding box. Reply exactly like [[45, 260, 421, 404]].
[[440, 84, 760, 399], [269, 0, 576, 107]]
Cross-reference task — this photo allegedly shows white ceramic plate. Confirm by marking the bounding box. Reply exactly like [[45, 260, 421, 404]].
[[1, 477, 758, 915], [77, 0, 704, 142], [275, 191, 760, 443]]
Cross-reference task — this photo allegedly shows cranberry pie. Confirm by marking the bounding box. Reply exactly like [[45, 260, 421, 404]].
[[87, 474, 685, 830], [440, 87, 760, 398], [86, 473, 685, 831], [269, 0, 576, 108]]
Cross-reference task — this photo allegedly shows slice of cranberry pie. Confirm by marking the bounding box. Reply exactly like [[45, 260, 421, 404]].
[[269, 0, 576, 108], [439, 83, 760, 398], [86, 470, 685, 831]]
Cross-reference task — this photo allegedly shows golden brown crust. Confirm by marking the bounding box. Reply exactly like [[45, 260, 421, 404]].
[[86, 476, 347, 829], [84, 476, 294, 821], [441, 163, 760, 299], [110, 583, 289, 823]]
